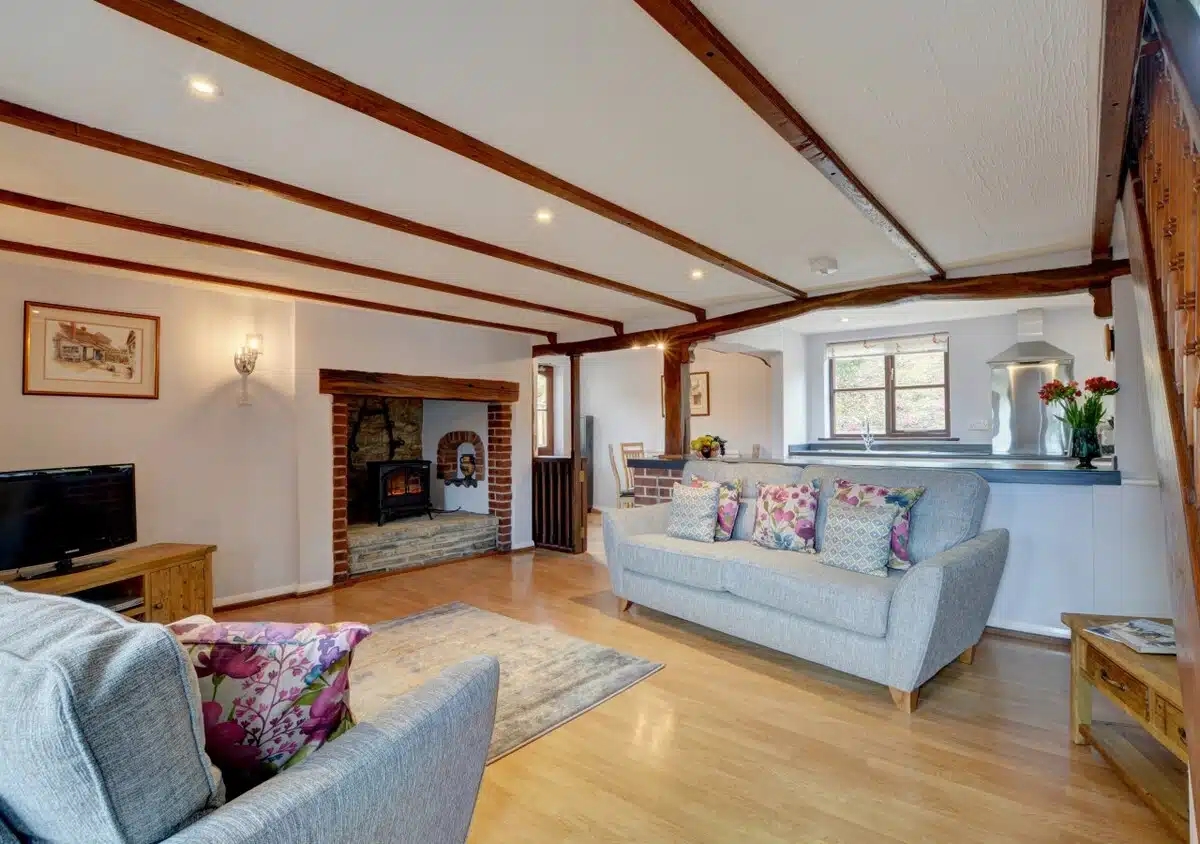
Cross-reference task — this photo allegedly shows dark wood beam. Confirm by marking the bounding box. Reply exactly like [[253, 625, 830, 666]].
[[318, 369, 518, 402], [634, 0, 943, 279], [0, 188, 621, 334], [1090, 282, 1115, 318], [663, 346, 687, 456], [93, 0, 802, 301], [0, 238, 555, 342], [533, 260, 1131, 356], [0, 100, 704, 321], [1092, 0, 1147, 259], [569, 355, 585, 553]]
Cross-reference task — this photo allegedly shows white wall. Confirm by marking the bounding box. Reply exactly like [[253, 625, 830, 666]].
[[0, 254, 536, 602], [422, 400, 489, 514], [0, 258, 299, 601], [803, 306, 1115, 444], [582, 345, 774, 508]]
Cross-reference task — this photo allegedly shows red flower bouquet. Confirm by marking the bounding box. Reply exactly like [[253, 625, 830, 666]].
[[1038, 377, 1118, 429]]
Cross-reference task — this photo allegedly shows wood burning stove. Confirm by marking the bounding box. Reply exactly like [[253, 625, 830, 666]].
[[366, 460, 432, 525]]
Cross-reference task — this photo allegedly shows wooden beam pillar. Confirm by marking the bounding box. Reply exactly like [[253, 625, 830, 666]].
[[569, 354, 585, 553], [663, 344, 690, 457]]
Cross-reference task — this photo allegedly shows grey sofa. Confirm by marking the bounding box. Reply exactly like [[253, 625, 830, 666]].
[[603, 461, 1009, 710], [0, 586, 499, 844]]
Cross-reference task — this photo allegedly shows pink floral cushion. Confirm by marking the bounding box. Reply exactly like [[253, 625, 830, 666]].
[[168, 616, 371, 795], [688, 475, 743, 541], [751, 482, 820, 552], [832, 479, 926, 569]]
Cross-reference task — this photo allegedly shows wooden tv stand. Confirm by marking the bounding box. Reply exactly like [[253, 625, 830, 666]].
[[4, 543, 214, 624]]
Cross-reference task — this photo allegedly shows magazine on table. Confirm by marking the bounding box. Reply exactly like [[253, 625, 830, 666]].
[[1086, 619, 1177, 655]]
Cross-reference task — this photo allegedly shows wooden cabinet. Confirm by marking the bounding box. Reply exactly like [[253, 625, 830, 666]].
[[6, 544, 214, 624]]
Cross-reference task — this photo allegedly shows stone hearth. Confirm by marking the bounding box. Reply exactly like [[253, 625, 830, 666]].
[[347, 512, 499, 575]]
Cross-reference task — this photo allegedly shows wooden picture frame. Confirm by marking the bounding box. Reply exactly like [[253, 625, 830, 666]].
[[661, 371, 711, 417], [23, 301, 160, 399]]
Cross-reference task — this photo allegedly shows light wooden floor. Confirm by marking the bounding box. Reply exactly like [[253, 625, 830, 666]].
[[221, 525, 1175, 843]]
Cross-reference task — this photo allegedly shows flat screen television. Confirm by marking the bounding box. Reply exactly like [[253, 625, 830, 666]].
[[0, 464, 136, 575]]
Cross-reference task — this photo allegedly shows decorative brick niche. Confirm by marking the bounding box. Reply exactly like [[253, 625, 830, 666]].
[[321, 369, 518, 583], [436, 431, 485, 482], [632, 465, 683, 506]]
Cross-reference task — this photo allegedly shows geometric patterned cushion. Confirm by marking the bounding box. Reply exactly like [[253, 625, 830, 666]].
[[832, 479, 926, 570], [688, 474, 743, 541], [819, 500, 901, 578], [751, 481, 820, 552], [167, 616, 371, 797], [665, 482, 721, 543]]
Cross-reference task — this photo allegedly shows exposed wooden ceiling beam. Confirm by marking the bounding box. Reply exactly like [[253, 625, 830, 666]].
[[0, 100, 705, 321], [0, 188, 622, 334], [1093, 0, 1147, 259], [0, 238, 555, 342], [533, 260, 1130, 356], [94, 0, 804, 300], [633, 0, 944, 279]]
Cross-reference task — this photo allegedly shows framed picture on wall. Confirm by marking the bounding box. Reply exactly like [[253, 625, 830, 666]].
[[23, 301, 160, 399], [661, 371, 711, 417]]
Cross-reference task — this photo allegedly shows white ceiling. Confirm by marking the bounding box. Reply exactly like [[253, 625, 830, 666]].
[[0, 0, 1106, 341]]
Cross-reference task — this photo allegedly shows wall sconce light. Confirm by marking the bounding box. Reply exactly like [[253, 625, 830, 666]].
[[234, 334, 262, 406]]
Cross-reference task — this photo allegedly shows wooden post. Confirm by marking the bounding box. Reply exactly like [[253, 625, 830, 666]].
[[663, 345, 688, 456], [569, 354, 585, 553]]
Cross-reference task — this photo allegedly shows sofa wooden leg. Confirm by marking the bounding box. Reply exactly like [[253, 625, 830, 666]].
[[889, 686, 920, 713], [957, 644, 977, 665], [617, 598, 633, 613]]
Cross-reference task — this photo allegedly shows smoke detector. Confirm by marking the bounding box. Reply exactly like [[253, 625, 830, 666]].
[[809, 256, 839, 276]]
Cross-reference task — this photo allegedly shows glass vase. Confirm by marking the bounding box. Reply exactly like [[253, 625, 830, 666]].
[[1070, 426, 1101, 470]]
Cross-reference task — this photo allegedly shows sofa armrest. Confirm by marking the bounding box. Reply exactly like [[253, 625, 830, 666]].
[[886, 529, 1009, 691], [163, 656, 499, 844], [602, 504, 671, 595]]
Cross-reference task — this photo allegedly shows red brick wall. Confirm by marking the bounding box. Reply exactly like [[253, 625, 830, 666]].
[[487, 402, 513, 551], [436, 430, 486, 481], [633, 466, 684, 507], [331, 396, 350, 582]]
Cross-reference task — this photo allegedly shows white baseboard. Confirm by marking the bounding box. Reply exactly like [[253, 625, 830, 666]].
[[511, 540, 535, 551], [988, 619, 1070, 639], [214, 579, 332, 608]]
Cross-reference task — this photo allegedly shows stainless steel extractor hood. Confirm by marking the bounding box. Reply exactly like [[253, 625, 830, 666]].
[[989, 309, 1074, 456]]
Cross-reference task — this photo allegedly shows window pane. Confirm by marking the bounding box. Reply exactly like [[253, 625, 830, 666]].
[[834, 390, 886, 435], [894, 352, 945, 387], [536, 410, 549, 448], [535, 373, 548, 411], [894, 387, 947, 432], [833, 356, 885, 389]]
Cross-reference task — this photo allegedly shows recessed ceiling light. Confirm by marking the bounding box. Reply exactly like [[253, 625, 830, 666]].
[[689, 268, 705, 281], [840, 317, 850, 323], [534, 208, 554, 224], [187, 75, 221, 99]]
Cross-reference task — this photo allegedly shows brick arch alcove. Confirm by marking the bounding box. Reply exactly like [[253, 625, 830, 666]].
[[320, 369, 518, 583], [436, 431, 485, 482]]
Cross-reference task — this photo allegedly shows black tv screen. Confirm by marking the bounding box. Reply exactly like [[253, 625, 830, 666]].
[[0, 464, 136, 572]]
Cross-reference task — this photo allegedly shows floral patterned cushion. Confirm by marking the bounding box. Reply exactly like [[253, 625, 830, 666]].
[[688, 475, 743, 541], [751, 481, 820, 552], [168, 616, 371, 795], [832, 479, 926, 569]]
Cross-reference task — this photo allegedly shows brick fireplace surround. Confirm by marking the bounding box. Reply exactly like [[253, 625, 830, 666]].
[[320, 370, 518, 584]]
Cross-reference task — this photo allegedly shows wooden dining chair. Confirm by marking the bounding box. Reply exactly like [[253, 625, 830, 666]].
[[609, 444, 636, 509], [619, 442, 644, 493]]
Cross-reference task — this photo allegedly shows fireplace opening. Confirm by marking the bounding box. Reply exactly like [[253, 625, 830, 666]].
[[368, 459, 432, 525]]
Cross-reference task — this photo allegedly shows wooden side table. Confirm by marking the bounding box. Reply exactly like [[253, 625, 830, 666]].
[[1062, 613, 1189, 840]]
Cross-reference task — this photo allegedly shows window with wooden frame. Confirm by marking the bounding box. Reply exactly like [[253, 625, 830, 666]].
[[535, 365, 555, 455], [827, 334, 950, 437]]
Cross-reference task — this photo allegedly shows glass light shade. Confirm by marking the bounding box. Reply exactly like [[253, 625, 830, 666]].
[[245, 333, 263, 353]]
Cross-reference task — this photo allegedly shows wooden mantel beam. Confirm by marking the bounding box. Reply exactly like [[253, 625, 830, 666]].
[[533, 260, 1131, 356], [0, 237, 555, 342], [0, 99, 705, 321], [94, 0, 804, 300], [1092, 0, 1147, 259], [0, 188, 623, 334], [634, 0, 944, 279]]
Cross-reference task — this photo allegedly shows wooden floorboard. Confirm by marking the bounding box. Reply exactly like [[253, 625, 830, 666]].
[[219, 527, 1176, 843]]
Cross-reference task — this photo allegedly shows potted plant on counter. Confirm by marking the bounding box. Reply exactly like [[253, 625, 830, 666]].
[[1038, 377, 1120, 469], [690, 434, 727, 459]]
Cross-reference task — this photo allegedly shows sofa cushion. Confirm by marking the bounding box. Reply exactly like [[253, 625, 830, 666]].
[[819, 501, 899, 578], [665, 483, 720, 543], [719, 541, 903, 638], [624, 533, 738, 590], [688, 475, 743, 541], [751, 482, 820, 552], [831, 478, 926, 569], [0, 587, 224, 844]]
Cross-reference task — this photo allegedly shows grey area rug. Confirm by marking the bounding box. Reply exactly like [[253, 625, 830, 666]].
[[351, 602, 663, 761]]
